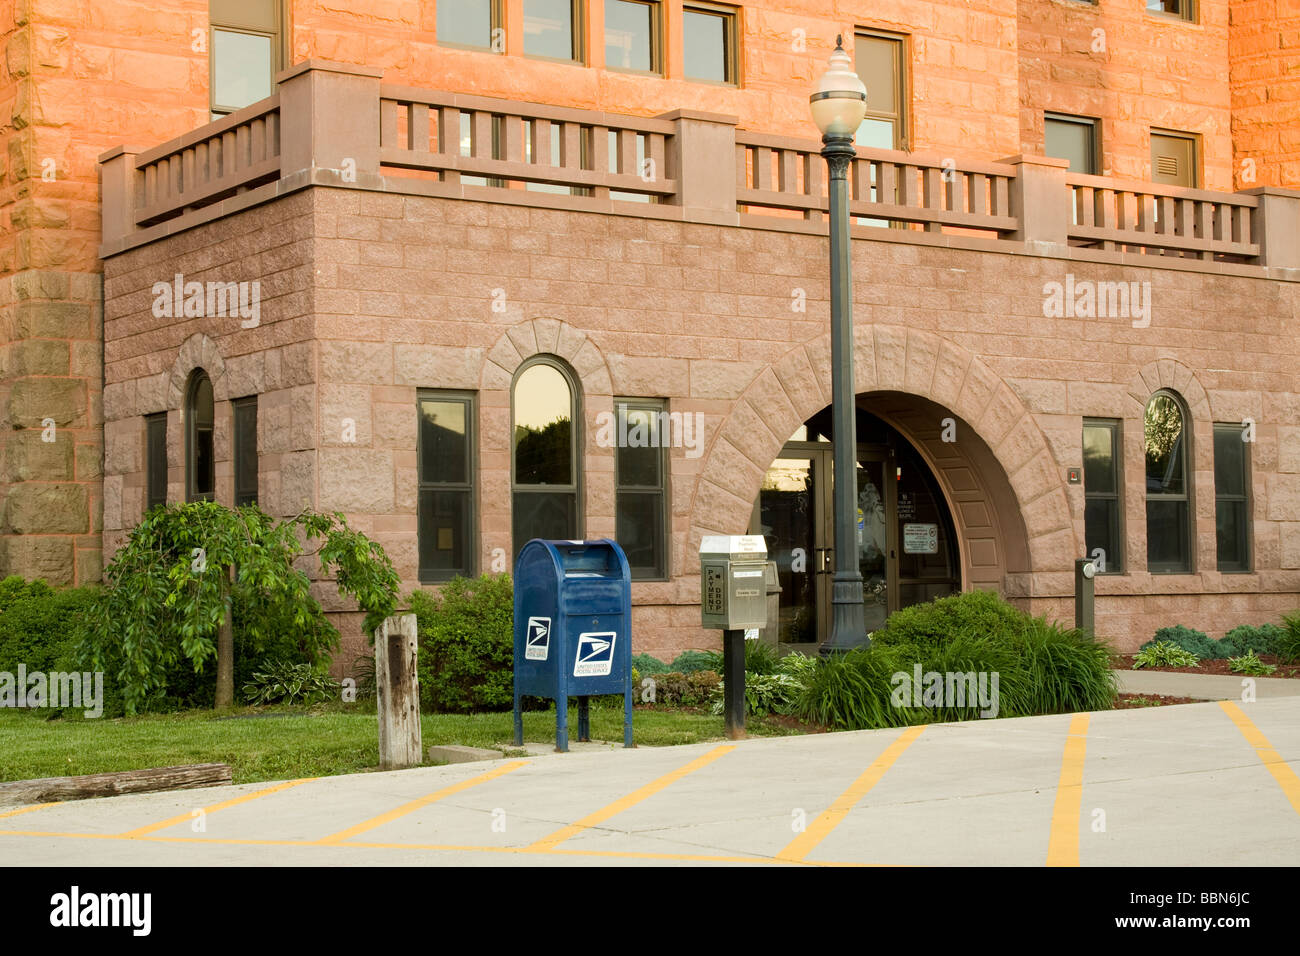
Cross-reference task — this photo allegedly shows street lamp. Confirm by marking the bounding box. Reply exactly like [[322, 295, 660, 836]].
[[811, 36, 870, 655]]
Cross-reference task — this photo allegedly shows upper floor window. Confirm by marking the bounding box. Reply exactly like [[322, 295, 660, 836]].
[[1144, 391, 1191, 573], [523, 0, 584, 63], [210, 1, 284, 118], [439, 0, 503, 50], [185, 371, 215, 502], [1147, 0, 1195, 23], [605, 0, 660, 74], [513, 359, 581, 554], [683, 3, 738, 84], [1151, 129, 1199, 188], [854, 31, 907, 150], [1045, 113, 1100, 176]]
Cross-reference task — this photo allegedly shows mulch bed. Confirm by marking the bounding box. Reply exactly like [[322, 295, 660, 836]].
[[1116, 654, 1300, 679], [1114, 693, 1199, 709]]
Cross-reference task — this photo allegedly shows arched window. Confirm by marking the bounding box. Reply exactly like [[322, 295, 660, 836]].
[[186, 371, 215, 502], [1144, 390, 1190, 572], [512, 358, 580, 553]]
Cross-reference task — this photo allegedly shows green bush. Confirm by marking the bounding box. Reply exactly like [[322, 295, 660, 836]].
[[1132, 641, 1200, 669], [1227, 650, 1276, 677], [631, 653, 670, 675], [1221, 624, 1284, 656], [671, 650, 723, 674], [641, 670, 719, 706], [1143, 625, 1222, 659], [869, 588, 1032, 649], [792, 599, 1116, 731], [1280, 613, 1300, 664], [412, 574, 514, 713], [0, 577, 117, 716]]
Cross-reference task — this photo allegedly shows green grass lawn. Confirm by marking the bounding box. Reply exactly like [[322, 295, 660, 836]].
[[0, 702, 813, 786]]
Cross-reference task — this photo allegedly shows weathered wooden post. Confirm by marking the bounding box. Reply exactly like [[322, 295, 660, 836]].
[[375, 613, 421, 769]]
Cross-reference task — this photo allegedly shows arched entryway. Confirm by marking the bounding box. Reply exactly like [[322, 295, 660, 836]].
[[743, 389, 1035, 648]]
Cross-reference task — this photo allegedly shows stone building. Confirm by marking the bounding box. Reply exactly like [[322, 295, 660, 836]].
[[2, 1, 1298, 661]]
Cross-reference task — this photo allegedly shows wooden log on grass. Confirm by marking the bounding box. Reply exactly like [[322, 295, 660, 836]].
[[0, 763, 232, 805], [375, 613, 422, 769]]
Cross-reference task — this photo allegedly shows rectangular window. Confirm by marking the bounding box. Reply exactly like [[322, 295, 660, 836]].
[[605, 0, 659, 73], [1150, 129, 1199, 188], [615, 400, 669, 579], [682, 3, 737, 84], [1214, 423, 1251, 572], [210, 1, 283, 117], [418, 392, 476, 582], [146, 413, 168, 511], [232, 396, 258, 507], [1082, 419, 1122, 573], [438, 0, 502, 50], [1045, 113, 1100, 176], [1147, 0, 1195, 22], [523, 0, 583, 62], [854, 31, 906, 150]]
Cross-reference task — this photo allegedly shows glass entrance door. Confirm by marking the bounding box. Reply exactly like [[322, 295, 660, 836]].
[[751, 410, 960, 646]]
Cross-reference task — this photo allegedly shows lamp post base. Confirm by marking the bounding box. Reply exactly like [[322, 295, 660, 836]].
[[819, 573, 871, 656]]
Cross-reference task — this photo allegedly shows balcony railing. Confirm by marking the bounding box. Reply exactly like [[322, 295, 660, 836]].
[[99, 60, 1300, 273]]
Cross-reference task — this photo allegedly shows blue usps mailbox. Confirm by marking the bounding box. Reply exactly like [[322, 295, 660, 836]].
[[513, 539, 634, 752]]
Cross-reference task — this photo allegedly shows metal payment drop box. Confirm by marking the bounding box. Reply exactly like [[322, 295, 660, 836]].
[[513, 538, 633, 752], [699, 535, 769, 631]]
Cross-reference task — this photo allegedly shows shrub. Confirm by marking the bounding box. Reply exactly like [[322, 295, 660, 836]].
[[1227, 650, 1276, 677], [242, 661, 339, 705], [1221, 624, 1284, 657], [793, 599, 1116, 731], [1132, 641, 1200, 669], [671, 650, 723, 674], [413, 574, 514, 713], [743, 639, 782, 675], [1144, 625, 1221, 659], [1280, 613, 1300, 664], [0, 578, 117, 716], [641, 670, 719, 706], [632, 653, 670, 675], [869, 589, 1032, 649]]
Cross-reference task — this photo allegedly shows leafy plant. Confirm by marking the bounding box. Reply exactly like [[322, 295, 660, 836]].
[[413, 574, 514, 713], [869, 588, 1032, 650], [0, 578, 112, 715], [1132, 641, 1200, 669], [711, 672, 804, 718], [1227, 650, 1276, 676], [640, 670, 719, 706], [1280, 613, 1300, 664], [1143, 625, 1221, 660], [242, 661, 339, 705]]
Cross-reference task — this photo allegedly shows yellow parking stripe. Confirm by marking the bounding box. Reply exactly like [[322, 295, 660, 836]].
[[529, 745, 736, 852], [316, 761, 528, 844], [777, 725, 925, 862], [0, 803, 58, 820], [120, 777, 318, 838], [1046, 713, 1089, 867], [1220, 701, 1300, 817]]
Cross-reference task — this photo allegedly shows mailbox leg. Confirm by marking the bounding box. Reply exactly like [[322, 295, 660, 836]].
[[724, 628, 746, 740], [577, 696, 590, 742], [556, 696, 569, 753], [624, 681, 634, 748], [513, 694, 523, 747]]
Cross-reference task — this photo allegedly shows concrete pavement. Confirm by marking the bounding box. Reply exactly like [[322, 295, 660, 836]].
[[0, 696, 1296, 866], [1115, 669, 1300, 700]]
